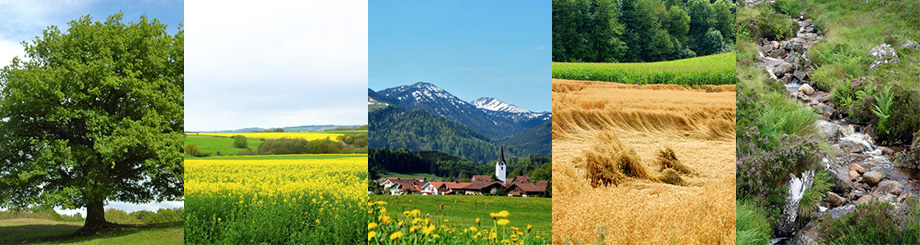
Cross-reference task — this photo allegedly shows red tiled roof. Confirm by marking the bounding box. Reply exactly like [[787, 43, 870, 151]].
[[471, 175, 493, 182]]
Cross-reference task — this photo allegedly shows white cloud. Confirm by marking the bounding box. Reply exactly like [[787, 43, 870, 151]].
[[185, 0, 368, 131], [55, 201, 184, 217], [0, 0, 99, 68]]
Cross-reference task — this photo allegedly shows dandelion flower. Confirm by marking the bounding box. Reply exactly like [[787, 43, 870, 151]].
[[476, 218, 481, 225], [497, 219, 510, 226], [432, 234, 440, 239], [410, 209, 421, 216], [368, 222, 377, 229], [390, 231, 404, 241], [498, 210, 510, 218], [526, 225, 533, 232], [490, 212, 499, 219], [368, 231, 377, 240], [470, 226, 478, 232], [423, 225, 436, 235]]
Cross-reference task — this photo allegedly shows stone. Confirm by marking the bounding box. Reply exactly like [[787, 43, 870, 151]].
[[772, 41, 780, 50], [827, 192, 845, 207], [770, 49, 786, 58], [849, 170, 860, 179], [855, 195, 874, 206], [899, 192, 913, 202], [802, 33, 818, 41], [848, 164, 866, 174], [875, 180, 903, 197], [898, 40, 919, 49], [893, 151, 919, 169], [867, 43, 900, 72], [816, 104, 835, 118], [782, 40, 794, 50], [762, 44, 774, 54], [793, 42, 805, 54], [816, 120, 840, 142], [838, 143, 866, 154], [794, 70, 808, 81], [773, 65, 787, 77], [862, 171, 884, 186], [799, 83, 815, 95]]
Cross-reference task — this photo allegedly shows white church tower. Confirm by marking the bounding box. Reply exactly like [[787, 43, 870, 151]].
[[495, 145, 506, 183]]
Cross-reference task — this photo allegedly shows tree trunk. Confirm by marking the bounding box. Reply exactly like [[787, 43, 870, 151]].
[[75, 198, 113, 235]]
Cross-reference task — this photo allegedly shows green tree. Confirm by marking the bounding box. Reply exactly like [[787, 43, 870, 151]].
[[532, 168, 551, 182], [232, 135, 248, 148], [666, 5, 691, 45], [0, 14, 183, 233]]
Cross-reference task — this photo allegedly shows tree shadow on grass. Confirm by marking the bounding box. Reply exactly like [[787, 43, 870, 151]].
[[1, 222, 182, 244]]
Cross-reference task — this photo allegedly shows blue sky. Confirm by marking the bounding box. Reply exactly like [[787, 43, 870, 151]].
[[0, 0, 183, 69], [370, 1, 551, 112], [0, 0, 184, 217]]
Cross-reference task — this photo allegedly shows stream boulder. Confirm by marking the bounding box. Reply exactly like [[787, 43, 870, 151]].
[[799, 83, 815, 95], [893, 151, 919, 169], [862, 171, 884, 186], [827, 192, 846, 207]]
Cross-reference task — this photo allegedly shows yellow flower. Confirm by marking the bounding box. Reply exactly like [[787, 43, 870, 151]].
[[497, 219, 510, 226], [498, 210, 510, 218], [217, 217, 221, 222], [470, 226, 478, 232], [410, 209, 422, 216], [488, 232, 497, 240], [368, 231, 377, 240], [380, 208, 386, 213], [390, 231, 403, 241], [526, 225, 533, 232], [410, 225, 420, 233], [368, 222, 377, 229], [476, 218, 481, 225], [490, 212, 499, 219], [432, 234, 440, 239], [423, 225, 436, 235], [376, 201, 387, 205], [378, 215, 392, 224]]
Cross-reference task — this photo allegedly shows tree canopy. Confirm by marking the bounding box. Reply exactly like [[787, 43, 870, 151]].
[[552, 0, 736, 62], [0, 13, 183, 233]]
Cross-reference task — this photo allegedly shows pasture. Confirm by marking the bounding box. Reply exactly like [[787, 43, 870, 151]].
[[551, 52, 736, 85]]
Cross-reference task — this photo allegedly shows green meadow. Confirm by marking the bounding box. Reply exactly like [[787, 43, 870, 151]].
[[369, 195, 552, 235], [552, 52, 737, 85], [185, 134, 263, 156]]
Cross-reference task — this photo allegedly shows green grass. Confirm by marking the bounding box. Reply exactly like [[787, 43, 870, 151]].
[[0, 219, 182, 244], [368, 195, 551, 236], [736, 200, 772, 245], [551, 52, 737, 85], [184, 134, 262, 156]]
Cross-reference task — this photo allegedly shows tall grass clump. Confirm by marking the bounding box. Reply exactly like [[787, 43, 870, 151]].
[[585, 132, 654, 187], [552, 53, 736, 85], [796, 171, 831, 224], [736, 199, 772, 245]]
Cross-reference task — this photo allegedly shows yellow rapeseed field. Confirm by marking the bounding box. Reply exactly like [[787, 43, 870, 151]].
[[185, 154, 367, 243], [552, 79, 736, 244], [190, 132, 344, 141]]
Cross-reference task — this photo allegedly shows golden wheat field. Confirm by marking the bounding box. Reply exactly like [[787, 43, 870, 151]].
[[552, 79, 736, 244]]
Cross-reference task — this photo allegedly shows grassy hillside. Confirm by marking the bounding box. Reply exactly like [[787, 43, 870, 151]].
[[185, 134, 263, 156], [552, 52, 737, 85], [0, 219, 182, 244], [368, 195, 551, 235]]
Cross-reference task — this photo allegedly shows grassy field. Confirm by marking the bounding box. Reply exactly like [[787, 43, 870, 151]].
[[185, 134, 263, 156], [368, 195, 551, 244], [189, 132, 345, 141], [552, 79, 736, 244], [184, 154, 367, 244], [552, 52, 737, 85], [0, 219, 182, 244]]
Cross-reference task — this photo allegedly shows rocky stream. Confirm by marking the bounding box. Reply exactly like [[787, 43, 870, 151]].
[[744, 1, 920, 244]]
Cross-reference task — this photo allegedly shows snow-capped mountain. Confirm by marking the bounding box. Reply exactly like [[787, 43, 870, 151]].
[[370, 82, 551, 139]]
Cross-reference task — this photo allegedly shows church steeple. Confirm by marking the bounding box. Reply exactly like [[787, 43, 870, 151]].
[[496, 145, 506, 183]]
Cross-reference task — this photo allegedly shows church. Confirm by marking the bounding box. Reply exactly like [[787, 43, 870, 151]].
[[495, 145, 506, 183]]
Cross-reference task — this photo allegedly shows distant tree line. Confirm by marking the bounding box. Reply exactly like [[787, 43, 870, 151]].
[[553, 0, 736, 62], [0, 207, 184, 225], [185, 134, 368, 157], [369, 148, 552, 182]]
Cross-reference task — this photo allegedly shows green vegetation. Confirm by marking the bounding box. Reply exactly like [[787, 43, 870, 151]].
[[0, 208, 183, 243], [185, 135, 264, 156], [369, 106, 533, 164], [551, 52, 737, 85], [369, 148, 551, 184], [820, 199, 920, 244], [0, 13, 184, 233], [368, 195, 552, 235], [552, 0, 735, 62], [736, 199, 772, 245]]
